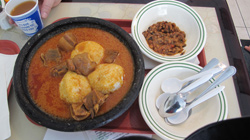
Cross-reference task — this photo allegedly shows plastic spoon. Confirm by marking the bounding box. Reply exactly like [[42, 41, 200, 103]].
[[187, 66, 236, 104], [161, 58, 219, 94], [159, 66, 236, 117], [158, 62, 226, 117], [161, 67, 223, 94], [165, 86, 225, 125], [156, 58, 219, 114], [156, 93, 171, 109]]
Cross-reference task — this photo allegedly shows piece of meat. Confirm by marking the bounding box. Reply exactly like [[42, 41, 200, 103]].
[[50, 62, 68, 77], [82, 90, 108, 118], [67, 53, 97, 76], [58, 33, 77, 52], [41, 48, 61, 66], [70, 90, 109, 121], [49, 52, 97, 77], [91, 90, 109, 115], [82, 92, 95, 118], [70, 103, 90, 121], [103, 50, 119, 63], [66, 59, 76, 71]]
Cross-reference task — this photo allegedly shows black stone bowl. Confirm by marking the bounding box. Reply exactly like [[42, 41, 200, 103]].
[[13, 17, 145, 132]]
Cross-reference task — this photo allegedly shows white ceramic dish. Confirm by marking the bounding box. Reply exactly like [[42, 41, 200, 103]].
[[132, 0, 206, 63], [139, 61, 228, 140]]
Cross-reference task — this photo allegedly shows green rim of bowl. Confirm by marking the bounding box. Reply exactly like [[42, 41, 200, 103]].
[[132, 0, 207, 63], [139, 62, 228, 139]]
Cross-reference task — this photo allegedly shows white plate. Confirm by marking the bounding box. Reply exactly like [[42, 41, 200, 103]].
[[139, 62, 228, 139], [132, 0, 206, 63]]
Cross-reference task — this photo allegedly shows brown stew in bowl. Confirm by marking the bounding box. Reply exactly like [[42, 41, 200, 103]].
[[28, 27, 134, 120], [143, 21, 186, 56]]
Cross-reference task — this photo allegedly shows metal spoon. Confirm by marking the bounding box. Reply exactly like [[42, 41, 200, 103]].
[[159, 66, 236, 117], [165, 86, 225, 125]]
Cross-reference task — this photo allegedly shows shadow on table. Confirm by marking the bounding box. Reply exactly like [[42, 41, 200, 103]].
[[185, 116, 250, 140]]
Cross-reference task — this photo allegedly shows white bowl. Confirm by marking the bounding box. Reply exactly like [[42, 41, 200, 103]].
[[139, 61, 228, 139], [131, 0, 207, 63]]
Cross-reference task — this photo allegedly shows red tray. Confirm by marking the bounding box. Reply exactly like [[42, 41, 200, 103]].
[[0, 40, 20, 96], [95, 19, 207, 134], [27, 18, 207, 133]]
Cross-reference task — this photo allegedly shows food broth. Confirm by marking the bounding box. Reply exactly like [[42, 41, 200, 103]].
[[28, 28, 135, 120], [10, 1, 36, 16]]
